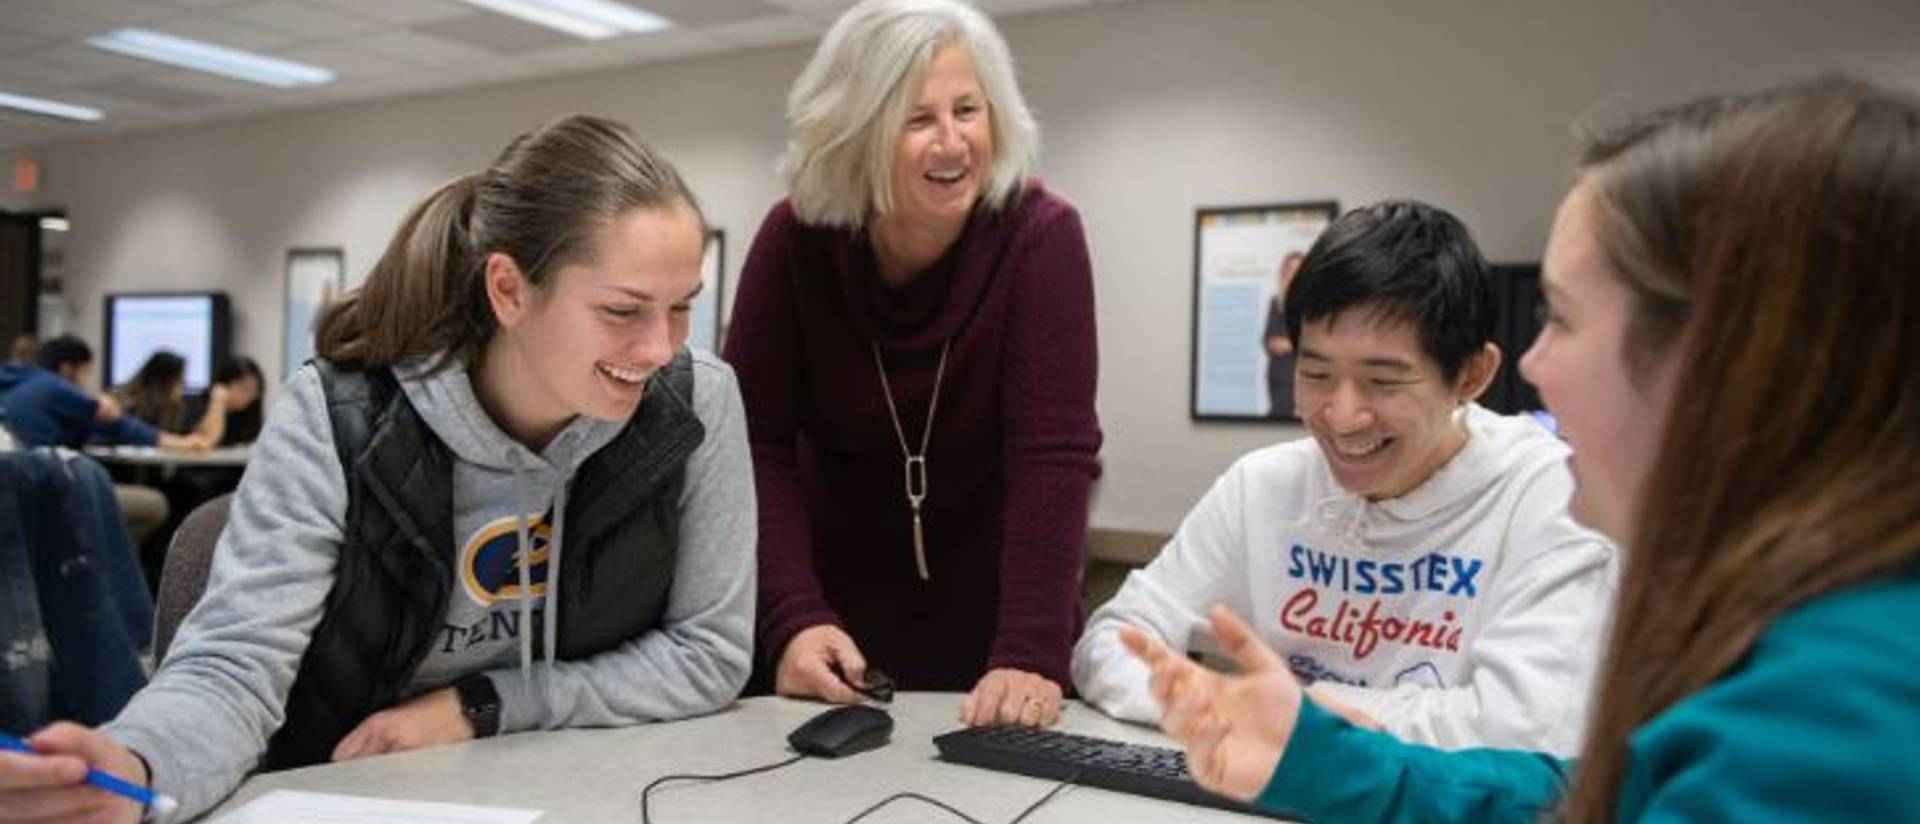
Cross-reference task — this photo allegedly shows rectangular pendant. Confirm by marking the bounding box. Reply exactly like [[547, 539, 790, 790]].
[[913, 511, 930, 581]]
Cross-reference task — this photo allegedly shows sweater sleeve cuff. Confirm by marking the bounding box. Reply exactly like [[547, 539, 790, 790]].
[[98, 723, 185, 824], [986, 645, 1071, 689], [1257, 696, 1356, 818], [486, 669, 543, 735], [758, 606, 842, 672]]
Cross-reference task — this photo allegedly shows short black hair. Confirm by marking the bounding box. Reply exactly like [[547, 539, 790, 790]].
[[1284, 199, 1495, 381], [37, 335, 92, 372]]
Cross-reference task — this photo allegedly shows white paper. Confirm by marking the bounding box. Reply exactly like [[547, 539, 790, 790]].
[[212, 790, 541, 824]]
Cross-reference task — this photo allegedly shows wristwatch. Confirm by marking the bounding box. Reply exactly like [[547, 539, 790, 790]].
[[452, 673, 501, 738]]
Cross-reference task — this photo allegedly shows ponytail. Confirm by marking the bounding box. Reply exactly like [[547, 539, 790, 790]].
[[314, 174, 486, 369]]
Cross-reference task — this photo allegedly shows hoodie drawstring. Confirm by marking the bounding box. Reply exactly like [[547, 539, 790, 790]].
[[509, 446, 574, 719], [510, 451, 536, 700], [541, 484, 567, 691]]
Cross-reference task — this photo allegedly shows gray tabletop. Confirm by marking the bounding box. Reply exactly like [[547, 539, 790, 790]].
[[85, 445, 251, 468], [204, 693, 1289, 823]]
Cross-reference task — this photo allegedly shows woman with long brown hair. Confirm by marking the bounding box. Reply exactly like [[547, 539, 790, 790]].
[[0, 115, 757, 824], [1124, 76, 1920, 821]]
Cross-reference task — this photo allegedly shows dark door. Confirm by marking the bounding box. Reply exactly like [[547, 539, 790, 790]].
[[0, 212, 39, 346]]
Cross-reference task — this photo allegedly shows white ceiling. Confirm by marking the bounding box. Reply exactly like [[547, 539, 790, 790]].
[[0, 0, 1127, 149]]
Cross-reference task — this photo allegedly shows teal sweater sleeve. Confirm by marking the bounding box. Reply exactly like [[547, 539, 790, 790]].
[[1617, 575, 1920, 822], [1258, 699, 1571, 822]]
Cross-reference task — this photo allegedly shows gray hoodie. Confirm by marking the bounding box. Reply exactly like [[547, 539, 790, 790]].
[[103, 348, 756, 821]]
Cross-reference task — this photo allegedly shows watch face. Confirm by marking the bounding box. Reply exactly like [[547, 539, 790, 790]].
[[455, 677, 500, 737]]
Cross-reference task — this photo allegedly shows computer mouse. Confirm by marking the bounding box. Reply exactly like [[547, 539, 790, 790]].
[[787, 705, 893, 758]]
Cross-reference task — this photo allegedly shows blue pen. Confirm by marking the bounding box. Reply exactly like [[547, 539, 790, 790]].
[[1, 731, 179, 817]]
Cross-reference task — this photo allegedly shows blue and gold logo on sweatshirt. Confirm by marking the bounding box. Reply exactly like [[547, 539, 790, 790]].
[[459, 512, 552, 606]]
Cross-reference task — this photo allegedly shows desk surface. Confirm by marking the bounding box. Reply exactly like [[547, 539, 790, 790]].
[[206, 693, 1283, 823], [85, 444, 250, 468]]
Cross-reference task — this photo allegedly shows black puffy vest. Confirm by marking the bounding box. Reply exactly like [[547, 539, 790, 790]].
[[260, 352, 704, 770]]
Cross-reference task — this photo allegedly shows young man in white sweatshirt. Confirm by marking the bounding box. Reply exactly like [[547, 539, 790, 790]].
[[1073, 200, 1615, 757]]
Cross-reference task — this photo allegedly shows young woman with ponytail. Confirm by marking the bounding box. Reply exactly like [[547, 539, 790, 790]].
[[0, 116, 757, 823], [1125, 76, 1920, 822]]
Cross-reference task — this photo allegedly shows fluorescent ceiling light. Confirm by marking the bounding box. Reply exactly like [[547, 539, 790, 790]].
[[86, 29, 335, 89], [452, 0, 671, 40], [40, 217, 70, 232], [0, 91, 104, 122]]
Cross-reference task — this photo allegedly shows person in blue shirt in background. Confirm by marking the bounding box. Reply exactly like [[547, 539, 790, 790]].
[[0, 336, 208, 453], [0, 335, 208, 544], [1125, 75, 1920, 823]]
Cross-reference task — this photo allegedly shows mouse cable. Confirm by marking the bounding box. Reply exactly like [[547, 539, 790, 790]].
[[639, 753, 807, 824], [841, 775, 1077, 824]]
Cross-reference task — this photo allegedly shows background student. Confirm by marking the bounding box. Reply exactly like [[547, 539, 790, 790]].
[[1125, 76, 1920, 823]]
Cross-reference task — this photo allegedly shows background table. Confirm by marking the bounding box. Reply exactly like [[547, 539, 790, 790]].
[[85, 445, 251, 469], [206, 693, 1288, 823]]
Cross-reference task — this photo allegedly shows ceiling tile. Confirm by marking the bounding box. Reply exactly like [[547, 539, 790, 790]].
[[338, 29, 496, 67], [410, 13, 582, 55], [0, 30, 52, 59], [22, 0, 177, 26], [0, 58, 68, 89], [220, 1, 382, 39], [701, 14, 824, 48], [77, 75, 224, 107], [282, 43, 421, 84], [523, 41, 643, 73], [16, 44, 157, 86], [0, 6, 120, 39], [631, 28, 734, 61], [306, 0, 475, 27], [757, 0, 860, 18], [123, 68, 273, 100], [155, 0, 255, 10], [148, 14, 297, 52], [973, 0, 1096, 15], [637, 0, 787, 27]]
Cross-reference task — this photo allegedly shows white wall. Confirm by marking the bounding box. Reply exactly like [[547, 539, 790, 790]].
[[11, 0, 1920, 532]]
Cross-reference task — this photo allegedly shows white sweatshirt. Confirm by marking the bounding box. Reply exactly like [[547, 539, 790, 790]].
[[1073, 404, 1615, 756]]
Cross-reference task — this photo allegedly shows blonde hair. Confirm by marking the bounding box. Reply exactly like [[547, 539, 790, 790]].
[[779, 0, 1038, 228]]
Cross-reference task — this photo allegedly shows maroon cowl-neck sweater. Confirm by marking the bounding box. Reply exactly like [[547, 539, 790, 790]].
[[724, 182, 1102, 690]]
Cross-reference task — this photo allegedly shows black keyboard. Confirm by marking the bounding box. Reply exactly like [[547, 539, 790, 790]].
[[933, 725, 1284, 819]]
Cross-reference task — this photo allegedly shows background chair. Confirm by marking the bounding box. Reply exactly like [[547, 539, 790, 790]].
[[154, 493, 231, 662]]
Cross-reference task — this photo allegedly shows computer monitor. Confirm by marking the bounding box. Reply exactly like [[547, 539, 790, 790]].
[[103, 292, 231, 393], [1485, 263, 1544, 416]]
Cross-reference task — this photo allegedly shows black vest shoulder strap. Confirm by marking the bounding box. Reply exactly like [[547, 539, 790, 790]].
[[313, 359, 397, 478]]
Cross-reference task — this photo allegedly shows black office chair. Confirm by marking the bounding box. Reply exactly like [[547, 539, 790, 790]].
[[154, 493, 232, 662]]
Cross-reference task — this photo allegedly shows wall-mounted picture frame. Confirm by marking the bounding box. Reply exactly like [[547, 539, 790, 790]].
[[283, 247, 343, 379], [1191, 200, 1339, 421], [687, 229, 726, 353]]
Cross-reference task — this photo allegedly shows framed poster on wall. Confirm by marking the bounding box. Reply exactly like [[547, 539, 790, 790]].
[[1191, 200, 1338, 421], [686, 229, 726, 353], [284, 247, 343, 379]]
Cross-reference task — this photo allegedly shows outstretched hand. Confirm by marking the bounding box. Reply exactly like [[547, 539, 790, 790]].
[[1120, 606, 1304, 802]]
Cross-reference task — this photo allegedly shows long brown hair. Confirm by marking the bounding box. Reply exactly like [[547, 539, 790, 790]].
[[118, 350, 187, 432], [1566, 77, 1920, 821], [315, 115, 702, 370]]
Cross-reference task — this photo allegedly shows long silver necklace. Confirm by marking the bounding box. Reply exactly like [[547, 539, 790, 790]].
[[871, 339, 950, 581]]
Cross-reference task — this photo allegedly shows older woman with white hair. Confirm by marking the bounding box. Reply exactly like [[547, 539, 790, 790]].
[[724, 0, 1100, 728]]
